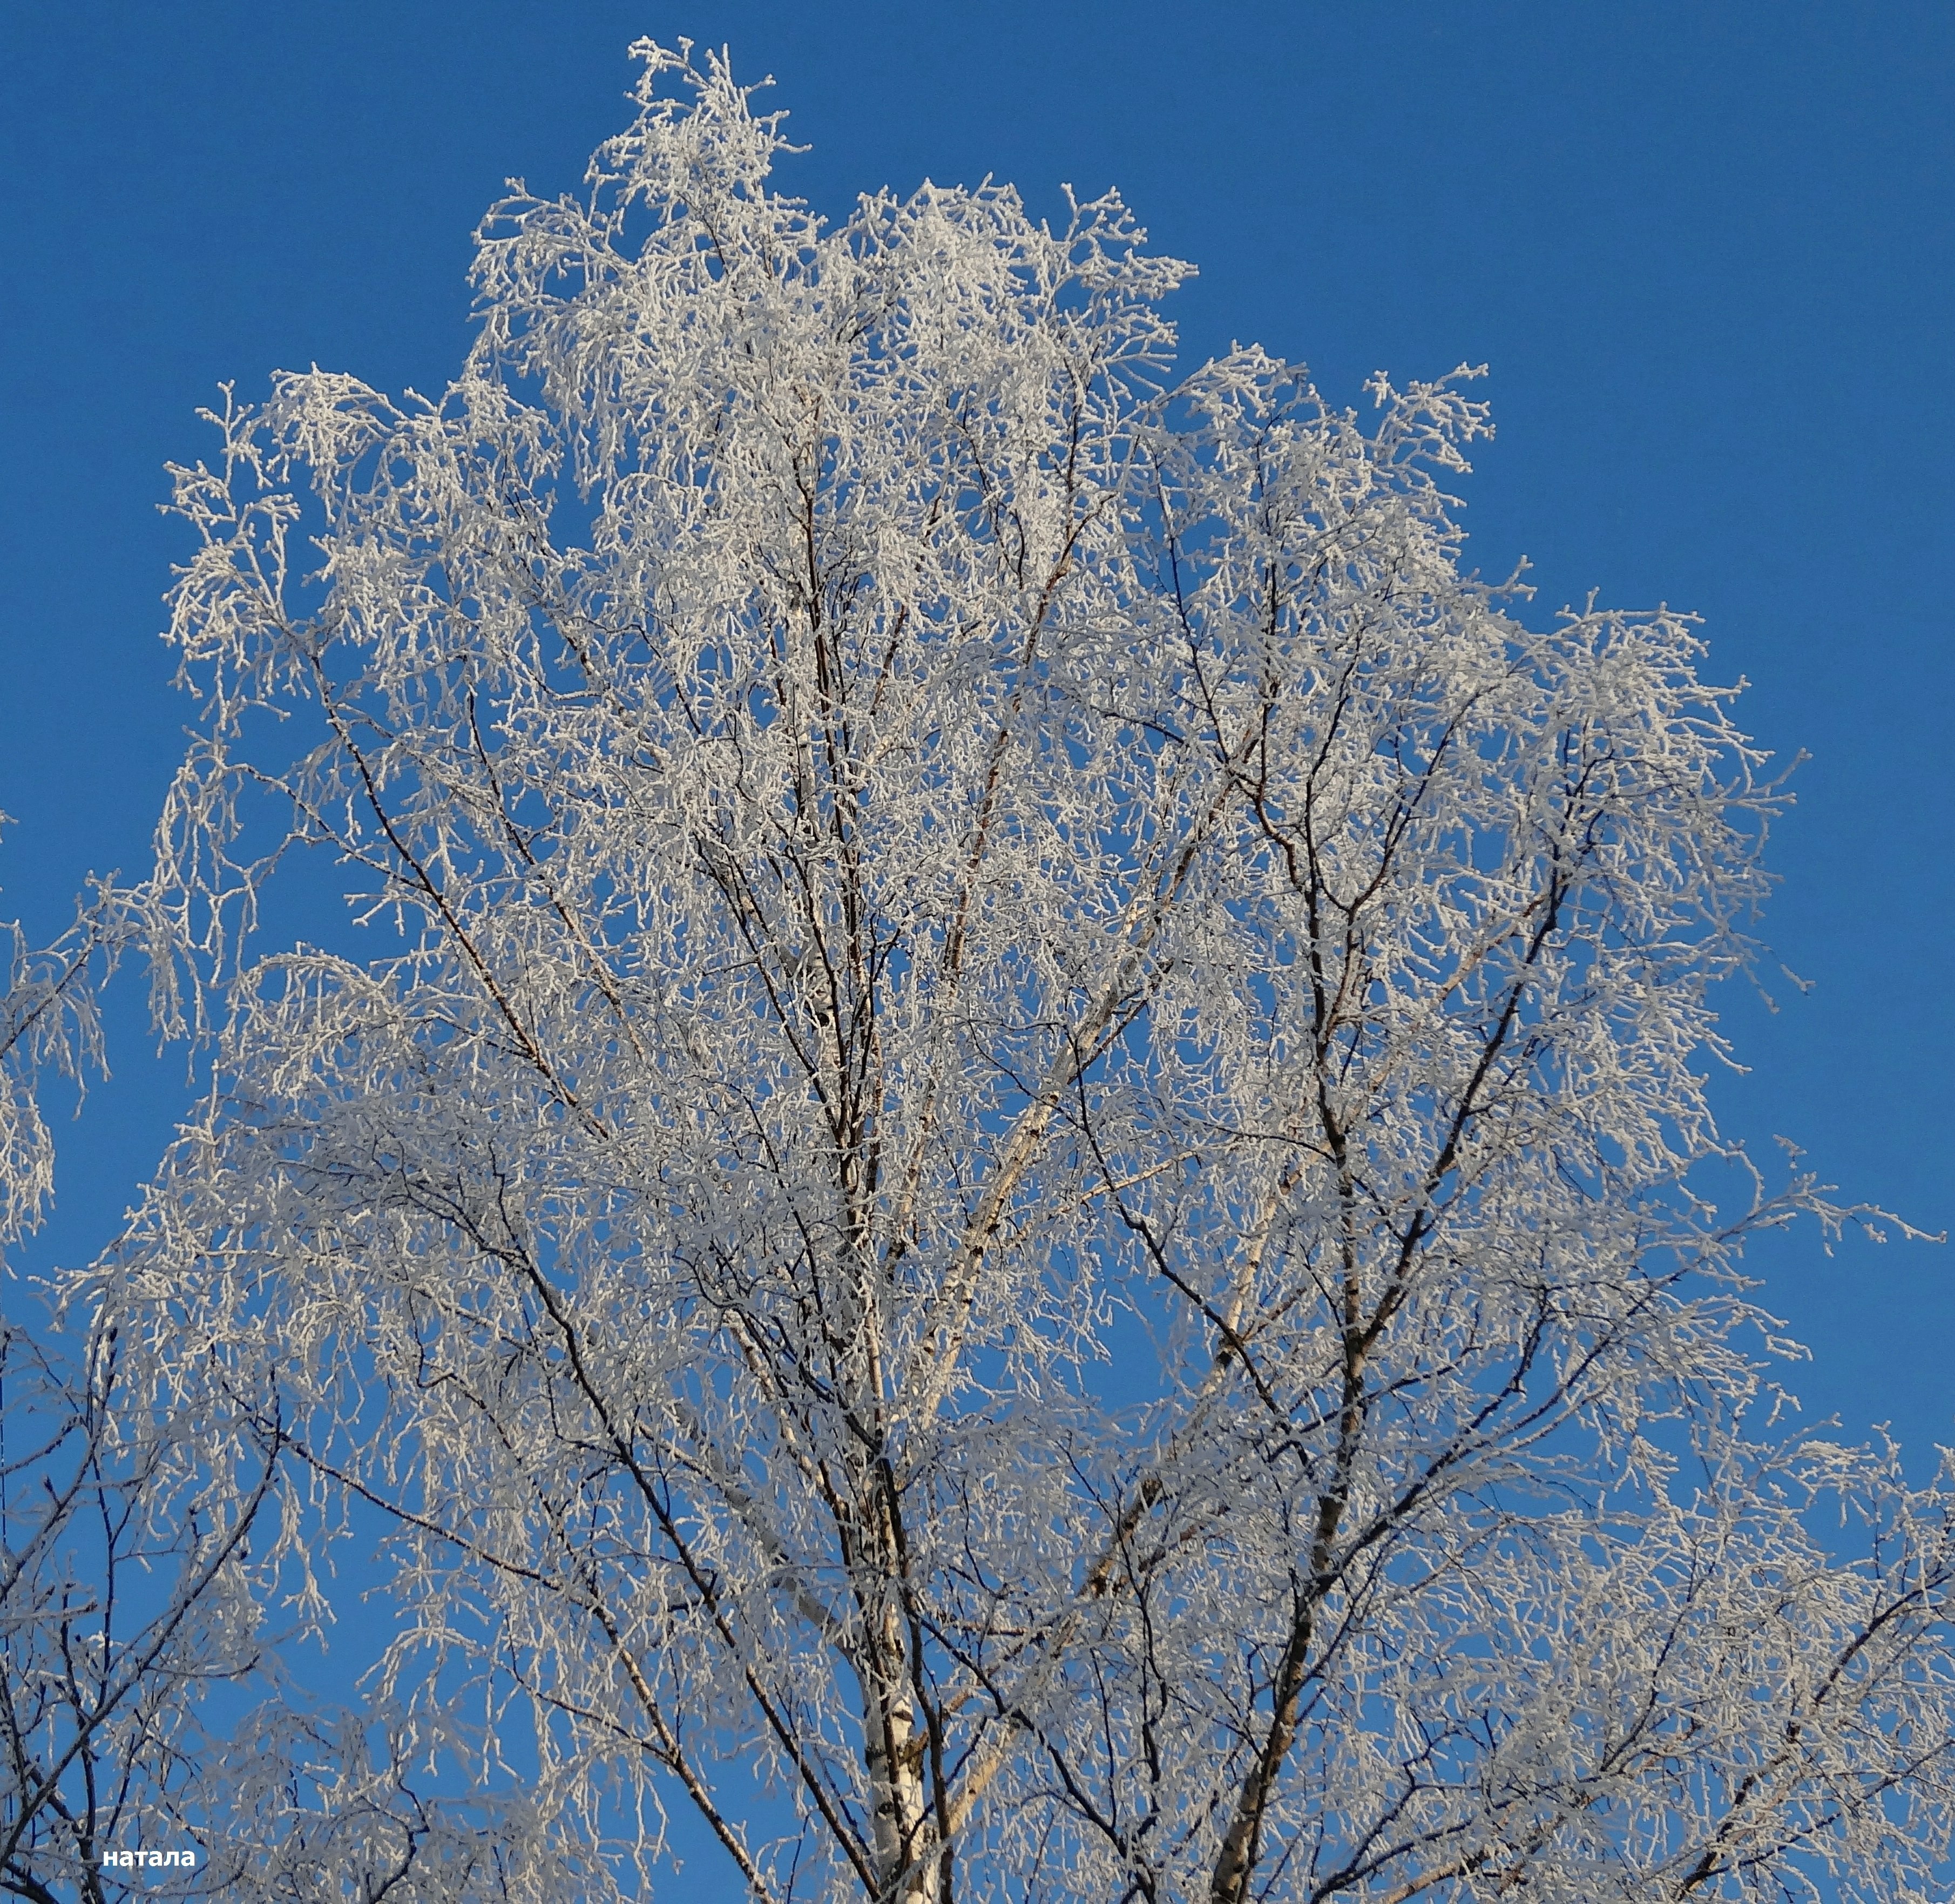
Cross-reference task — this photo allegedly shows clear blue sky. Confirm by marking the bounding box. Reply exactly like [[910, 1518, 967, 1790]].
[[1, 6, 1948, 1454]]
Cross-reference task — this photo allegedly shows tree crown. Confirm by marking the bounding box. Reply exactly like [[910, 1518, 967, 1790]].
[[82, 40, 1955, 1904]]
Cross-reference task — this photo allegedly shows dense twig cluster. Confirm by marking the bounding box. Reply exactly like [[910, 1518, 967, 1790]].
[[0, 892, 280, 1904]]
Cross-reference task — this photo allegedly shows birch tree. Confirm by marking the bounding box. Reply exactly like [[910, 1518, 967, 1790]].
[[96, 39, 1955, 1904], [0, 886, 276, 1904]]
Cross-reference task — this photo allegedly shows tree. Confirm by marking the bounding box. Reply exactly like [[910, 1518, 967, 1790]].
[[94, 39, 1955, 1904], [0, 888, 277, 1904]]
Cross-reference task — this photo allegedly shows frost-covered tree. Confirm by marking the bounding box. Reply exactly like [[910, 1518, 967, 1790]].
[[96, 39, 1955, 1904], [0, 885, 276, 1904]]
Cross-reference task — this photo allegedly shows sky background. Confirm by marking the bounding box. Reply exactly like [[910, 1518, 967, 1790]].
[[0, 3, 1950, 1880]]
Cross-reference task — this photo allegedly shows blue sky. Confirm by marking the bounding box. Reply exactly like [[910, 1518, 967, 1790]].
[[1, 1, 1949, 1481]]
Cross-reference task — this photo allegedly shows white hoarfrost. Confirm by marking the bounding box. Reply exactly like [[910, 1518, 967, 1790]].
[[87, 38, 1955, 1904], [1, 885, 276, 1904]]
